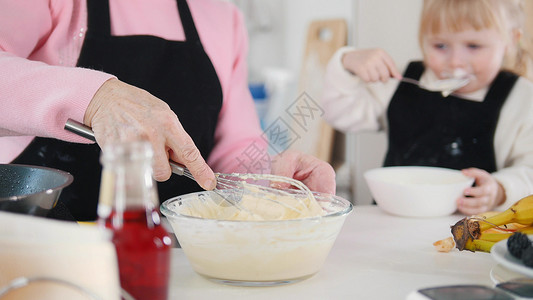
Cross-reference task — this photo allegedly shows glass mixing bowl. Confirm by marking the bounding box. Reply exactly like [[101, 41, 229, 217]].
[[160, 190, 352, 286]]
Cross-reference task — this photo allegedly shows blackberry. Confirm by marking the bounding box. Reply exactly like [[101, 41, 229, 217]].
[[507, 232, 532, 259], [522, 246, 533, 267]]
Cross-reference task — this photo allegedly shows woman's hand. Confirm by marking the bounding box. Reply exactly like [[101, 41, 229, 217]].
[[342, 48, 402, 83], [270, 150, 336, 195], [84, 78, 216, 190], [456, 168, 505, 215]]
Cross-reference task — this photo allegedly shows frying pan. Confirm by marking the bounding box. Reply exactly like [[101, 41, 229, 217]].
[[0, 164, 73, 216]]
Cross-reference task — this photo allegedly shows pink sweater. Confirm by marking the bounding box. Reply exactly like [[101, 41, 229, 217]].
[[0, 0, 266, 173]]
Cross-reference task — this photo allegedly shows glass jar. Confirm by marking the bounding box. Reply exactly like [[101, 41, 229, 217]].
[[98, 141, 171, 300]]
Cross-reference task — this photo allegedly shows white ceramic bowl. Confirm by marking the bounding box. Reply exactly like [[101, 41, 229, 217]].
[[160, 190, 352, 286], [364, 166, 474, 217]]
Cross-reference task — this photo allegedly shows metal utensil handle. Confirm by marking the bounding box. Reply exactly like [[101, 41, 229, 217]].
[[400, 77, 423, 87], [64, 119, 96, 142], [64, 118, 187, 176]]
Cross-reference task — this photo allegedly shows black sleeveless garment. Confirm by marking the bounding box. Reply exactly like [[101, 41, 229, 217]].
[[384, 61, 517, 172]]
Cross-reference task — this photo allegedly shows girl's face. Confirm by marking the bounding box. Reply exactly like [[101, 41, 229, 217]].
[[422, 26, 508, 94]]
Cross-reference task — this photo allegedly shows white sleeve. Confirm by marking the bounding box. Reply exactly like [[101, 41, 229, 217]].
[[321, 46, 399, 133], [493, 166, 533, 210], [492, 78, 533, 209]]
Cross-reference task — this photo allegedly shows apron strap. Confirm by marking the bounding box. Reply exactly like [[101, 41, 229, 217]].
[[484, 71, 519, 106], [86, 0, 112, 37], [177, 0, 202, 45], [404, 61, 425, 80]]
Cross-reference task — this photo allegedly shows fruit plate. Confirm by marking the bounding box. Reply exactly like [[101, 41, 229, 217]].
[[491, 237, 533, 278], [490, 264, 527, 284]]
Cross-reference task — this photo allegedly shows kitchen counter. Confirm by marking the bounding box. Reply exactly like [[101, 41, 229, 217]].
[[167, 206, 499, 299]]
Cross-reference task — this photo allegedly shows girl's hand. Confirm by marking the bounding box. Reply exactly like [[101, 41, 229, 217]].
[[342, 48, 402, 83], [456, 168, 506, 215], [270, 150, 336, 195], [84, 78, 216, 190]]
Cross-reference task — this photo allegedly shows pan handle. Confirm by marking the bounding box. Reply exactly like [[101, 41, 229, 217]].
[[64, 118, 187, 176]]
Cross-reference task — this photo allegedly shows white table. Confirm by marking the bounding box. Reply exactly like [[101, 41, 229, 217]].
[[167, 206, 500, 299]]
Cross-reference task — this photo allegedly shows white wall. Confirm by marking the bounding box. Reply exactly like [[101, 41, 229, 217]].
[[232, 0, 286, 82], [235, 0, 355, 80], [355, 0, 422, 66]]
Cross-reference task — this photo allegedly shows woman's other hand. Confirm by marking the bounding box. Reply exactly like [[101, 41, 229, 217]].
[[456, 168, 505, 215], [84, 78, 216, 190], [271, 150, 336, 195], [342, 48, 402, 83]]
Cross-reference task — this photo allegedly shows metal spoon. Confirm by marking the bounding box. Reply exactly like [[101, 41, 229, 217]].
[[400, 76, 471, 97]]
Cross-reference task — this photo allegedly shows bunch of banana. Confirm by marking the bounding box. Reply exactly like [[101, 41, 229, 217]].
[[434, 194, 533, 253]]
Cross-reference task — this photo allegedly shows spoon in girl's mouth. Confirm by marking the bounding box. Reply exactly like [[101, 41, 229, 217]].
[[400, 76, 471, 97], [438, 68, 473, 97]]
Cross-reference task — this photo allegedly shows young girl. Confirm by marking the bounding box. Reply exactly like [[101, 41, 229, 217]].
[[322, 0, 533, 215]]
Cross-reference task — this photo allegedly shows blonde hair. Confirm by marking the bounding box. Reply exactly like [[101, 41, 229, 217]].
[[419, 0, 533, 80]]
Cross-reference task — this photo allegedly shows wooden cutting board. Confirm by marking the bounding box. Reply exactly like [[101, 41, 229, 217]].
[[288, 18, 347, 166]]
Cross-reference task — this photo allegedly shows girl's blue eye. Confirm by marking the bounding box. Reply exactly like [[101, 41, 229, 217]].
[[434, 43, 447, 50], [467, 44, 481, 49]]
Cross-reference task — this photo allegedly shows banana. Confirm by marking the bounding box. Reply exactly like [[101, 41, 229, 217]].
[[451, 194, 533, 250], [473, 211, 500, 220], [478, 195, 533, 231], [478, 226, 533, 242], [464, 239, 495, 253]]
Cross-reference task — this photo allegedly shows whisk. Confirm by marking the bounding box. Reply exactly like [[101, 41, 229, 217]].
[[171, 162, 316, 215], [65, 119, 315, 217]]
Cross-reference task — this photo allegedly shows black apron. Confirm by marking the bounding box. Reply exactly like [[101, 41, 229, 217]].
[[383, 61, 517, 171], [12, 0, 223, 221]]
